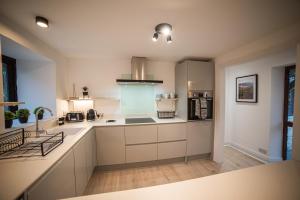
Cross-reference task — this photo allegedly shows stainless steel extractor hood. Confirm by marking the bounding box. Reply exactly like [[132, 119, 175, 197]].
[[116, 57, 163, 84]]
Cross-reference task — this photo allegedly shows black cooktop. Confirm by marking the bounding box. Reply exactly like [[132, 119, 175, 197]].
[[125, 118, 156, 124]]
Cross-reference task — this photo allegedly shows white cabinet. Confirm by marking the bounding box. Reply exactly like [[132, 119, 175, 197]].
[[27, 150, 76, 200], [125, 125, 157, 144], [126, 144, 157, 163], [157, 123, 186, 142], [158, 141, 186, 160], [187, 121, 213, 156], [187, 60, 214, 91], [96, 126, 125, 165], [85, 129, 96, 180], [73, 136, 88, 196]]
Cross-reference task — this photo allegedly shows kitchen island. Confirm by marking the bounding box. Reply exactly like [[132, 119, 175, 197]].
[[62, 160, 300, 200]]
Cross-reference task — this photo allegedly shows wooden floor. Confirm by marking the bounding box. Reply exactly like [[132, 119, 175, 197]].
[[84, 146, 263, 195]]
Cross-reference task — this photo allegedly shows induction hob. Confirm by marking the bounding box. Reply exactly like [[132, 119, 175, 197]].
[[125, 118, 156, 124]]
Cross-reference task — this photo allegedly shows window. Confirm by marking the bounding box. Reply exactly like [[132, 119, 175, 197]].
[[2, 55, 18, 112]]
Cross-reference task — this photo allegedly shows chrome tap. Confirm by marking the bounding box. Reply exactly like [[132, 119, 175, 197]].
[[36, 107, 54, 135]]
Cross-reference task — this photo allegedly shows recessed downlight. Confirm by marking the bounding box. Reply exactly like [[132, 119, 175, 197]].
[[166, 35, 172, 44], [36, 16, 49, 28], [152, 32, 158, 42]]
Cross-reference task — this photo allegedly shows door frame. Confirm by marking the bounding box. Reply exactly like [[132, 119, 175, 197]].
[[282, 65, 295, 160]]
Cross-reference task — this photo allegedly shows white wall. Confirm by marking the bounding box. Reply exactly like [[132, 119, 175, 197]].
[[17, 60, 56, 122], [67, 58, 175, 116], [224, 49, 295, 162]]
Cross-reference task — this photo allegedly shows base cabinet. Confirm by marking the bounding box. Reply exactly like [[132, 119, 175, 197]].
[[187, 121, 213, 156], [96, 127, 125, 165], [158, 141, 186, 160], [126, 144, 157, 163], [27, 150, 76, 200]]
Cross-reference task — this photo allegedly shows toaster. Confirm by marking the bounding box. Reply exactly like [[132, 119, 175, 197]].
[[65, 112, 84, 122]]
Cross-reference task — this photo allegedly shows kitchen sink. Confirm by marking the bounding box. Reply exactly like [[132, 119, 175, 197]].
[[125, 118, 156, 124]]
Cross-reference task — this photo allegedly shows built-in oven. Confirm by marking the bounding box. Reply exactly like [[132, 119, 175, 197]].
[[188, 96, 213, 120]]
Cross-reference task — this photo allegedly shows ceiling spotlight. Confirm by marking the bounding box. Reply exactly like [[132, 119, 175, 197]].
[[167, 35, 172, 44], [152, 32, 158, 42], [152, 23, 173, 43], [36, 16, 49, 28]]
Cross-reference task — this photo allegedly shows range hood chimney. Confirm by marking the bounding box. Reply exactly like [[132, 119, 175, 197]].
[[116, 57, 163, 84]]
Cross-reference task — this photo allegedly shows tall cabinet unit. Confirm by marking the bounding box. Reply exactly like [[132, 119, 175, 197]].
[[175, 60, 214, 157]]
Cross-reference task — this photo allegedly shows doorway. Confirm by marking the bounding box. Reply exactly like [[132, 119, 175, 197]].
[[282, 65, 295, 160]]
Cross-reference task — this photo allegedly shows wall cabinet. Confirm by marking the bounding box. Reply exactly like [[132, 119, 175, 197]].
[[187, 60, 214, 91], [27, 150, 76, 200], [187, 121, 213, 156], [96, 126, 125, 165]]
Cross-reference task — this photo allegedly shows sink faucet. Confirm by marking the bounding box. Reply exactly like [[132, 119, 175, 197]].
[[36, 107, 54, 135]]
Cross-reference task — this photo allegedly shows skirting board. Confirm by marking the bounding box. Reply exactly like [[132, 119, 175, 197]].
[[225, 143, 269, 164]]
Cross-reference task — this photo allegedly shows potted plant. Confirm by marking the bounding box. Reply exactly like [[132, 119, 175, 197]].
[[16, 109, 30, 123], [5, 111, 16, 128], [34, 107, 44, 120]]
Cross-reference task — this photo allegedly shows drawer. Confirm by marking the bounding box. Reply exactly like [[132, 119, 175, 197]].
[[126, 144, 157, 163], [158, 123, 186, 142], [158, 141, 186, 160], [125, 125, 157, 144]]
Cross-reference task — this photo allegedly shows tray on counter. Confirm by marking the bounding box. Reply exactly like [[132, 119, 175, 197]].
[[0, 128, 64, 160]]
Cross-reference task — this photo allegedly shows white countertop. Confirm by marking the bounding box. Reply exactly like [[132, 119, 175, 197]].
[[0, 117, 187, 200], [62, 160, 300, 200]]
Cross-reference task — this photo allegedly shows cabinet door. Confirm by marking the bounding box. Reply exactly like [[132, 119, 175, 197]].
[[158, 141, 186, 160], [73, 137, 88, 196], [96, 127, 125, 166], [85, 129, 96, 181], [125, 125, 157, 144], [187, 61, 214, 91], [27, 150, 76, 200], [158, 123, 186, 142], [126, 144, 157, 163], [187, 121, 213, 156]]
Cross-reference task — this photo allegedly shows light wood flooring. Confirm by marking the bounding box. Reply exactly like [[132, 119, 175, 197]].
[[84, 146, 263, 195]]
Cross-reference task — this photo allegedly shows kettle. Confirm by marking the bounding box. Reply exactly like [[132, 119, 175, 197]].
[[86, 109, 98, 121]]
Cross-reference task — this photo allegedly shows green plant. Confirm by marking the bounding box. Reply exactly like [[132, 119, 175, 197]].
[[5, 111, 16, 120], [16, 109, 30, 118], [34, 107, 44, 115]]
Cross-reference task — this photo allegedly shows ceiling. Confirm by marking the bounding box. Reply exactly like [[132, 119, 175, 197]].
[[1, 0, 300, 61]]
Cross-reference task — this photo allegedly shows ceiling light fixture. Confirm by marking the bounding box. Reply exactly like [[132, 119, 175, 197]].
[[152, 23, 173, 44], [36, 16, 49, 28]]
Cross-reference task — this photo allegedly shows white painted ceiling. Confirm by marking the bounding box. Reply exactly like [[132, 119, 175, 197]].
[[1, 0, 300, 61]]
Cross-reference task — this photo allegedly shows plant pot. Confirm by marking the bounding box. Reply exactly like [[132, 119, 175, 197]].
[[5, 119, 13, 128], [18, 116, 28, 124], [37, 113, 44, 120]]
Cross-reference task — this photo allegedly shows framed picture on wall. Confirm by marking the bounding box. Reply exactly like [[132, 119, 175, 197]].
[[236, 74, 258, 103]]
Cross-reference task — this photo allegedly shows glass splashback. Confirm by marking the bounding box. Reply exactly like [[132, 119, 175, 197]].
[[121, 85, 155, 115]]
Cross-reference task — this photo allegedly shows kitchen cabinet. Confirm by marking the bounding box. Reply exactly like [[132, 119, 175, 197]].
[[73, 135, 88, 196], [126, 144, 157, 163], [157, 123, 186, 142], [187, 60, 214, 91], [125, 125, 157, 144], [96, 126, 125, 165], [85, 129, 96, 180], [158, 141, 186, 160], [187, 121, 213, 156], [27, 150, 76, 200]]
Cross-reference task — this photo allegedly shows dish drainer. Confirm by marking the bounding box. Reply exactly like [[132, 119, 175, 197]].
[[0, 128, 64, 160]]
